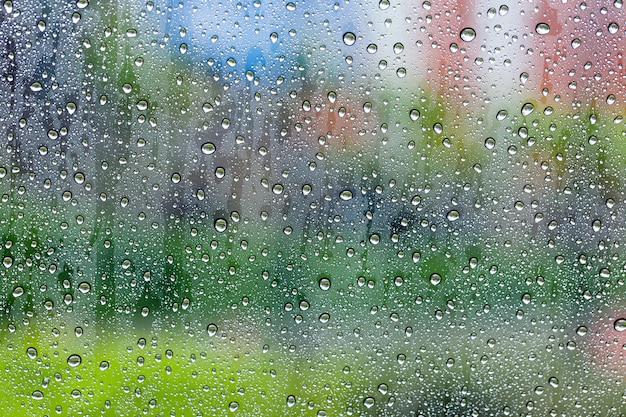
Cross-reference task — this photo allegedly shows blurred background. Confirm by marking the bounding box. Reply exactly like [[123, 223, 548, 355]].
[[1, 0, 626, 415]]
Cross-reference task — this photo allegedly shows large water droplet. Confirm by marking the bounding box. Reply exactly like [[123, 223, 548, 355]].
[[343, 32, 356, 46], [67, 354, 82, 367], [215, 219, 227, 233], [340, 190, 353, 201], [447, 210, 460, 221], [614, 318, 626, 331], [430, 273, 442, 285], [460, 27, 476, 42], [201, 142, 216, 155], [535, 23, 550, 35]]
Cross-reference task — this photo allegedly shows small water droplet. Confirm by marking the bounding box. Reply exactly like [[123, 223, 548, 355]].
[[576, 326, 587, 336], [228, 401, 239, 412], [319, 278, 331, 290], [369, 234, 380, 245], [608, 22, 619, 34], [363, 397, 375, 408], [393, 42, 404, 54], [32, 390, 44, 400], [409, 109, 420, 121], [367, 43, 378, 53]]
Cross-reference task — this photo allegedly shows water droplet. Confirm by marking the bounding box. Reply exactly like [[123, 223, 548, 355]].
[[201, 142, 216, 155], [576, 326, 587, 336], [614, 318, 626, 332], [215, 219, 227, 233], [484, 137, 495, 149], [430, 273, 442, 286], [26, 347, 38, 359], [286, 2, 296, 11], [228, 401, 239, 412], [460, 27, 476, 42], [520, 72, 529, 84], [363, 397, 375, 408], [2, 256, 12, 268], [30, 82, 42, 92], [367, 43, 378, 53], [607, 94, 616, 105], [319, 278, 331, 290], [76, 0, 89, 9], [521, 102, 535, 116], [535, 23, 550, 35], [340, 190, 353, 201], [12, 286, 23, 297], [272, 184, 284, 195], [608, 22, 619, 34], [592, 219, 601, 232], [379, 0, 390, 9], [78, 282, 91, 293], [67, 354, 82, 367], [571, 38, 581, 49], [343, 32, 356, 46], [409, 109, 420, 121], [393, 42, 404, 54], [32, 390, 44, 400], [207, 323, 218, 336], [446, 210, 459, 221], [396, 67, 406, 78], [287, 395, 296, 407], [99, 361, 109, 370], [369, 234, 380, 245]]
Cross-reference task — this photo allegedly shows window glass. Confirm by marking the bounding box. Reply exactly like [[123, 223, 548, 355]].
[[1, 0, 625, 415]]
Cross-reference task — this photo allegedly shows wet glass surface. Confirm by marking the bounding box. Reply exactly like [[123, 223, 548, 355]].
[[1, 0, 626, 415]]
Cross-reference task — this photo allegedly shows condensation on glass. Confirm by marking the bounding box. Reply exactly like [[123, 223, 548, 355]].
[[0, 0, 625, 415]]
